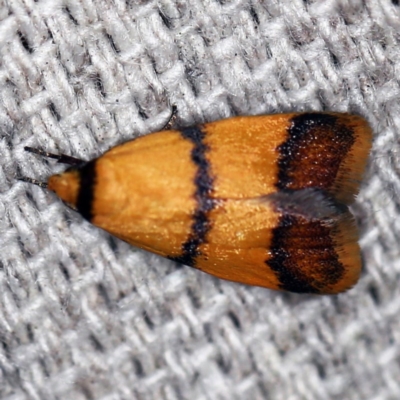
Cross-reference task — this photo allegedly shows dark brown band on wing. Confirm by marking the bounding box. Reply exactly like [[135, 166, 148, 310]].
[[276, 113, 355, 192], [169, 126, 216, 266], [76, 160, 97, 221], [268, 113, 353, 293], [266, 214, 346, 293]]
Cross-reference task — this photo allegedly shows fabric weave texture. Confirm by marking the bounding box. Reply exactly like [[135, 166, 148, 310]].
[[1, 1, 400, 399]]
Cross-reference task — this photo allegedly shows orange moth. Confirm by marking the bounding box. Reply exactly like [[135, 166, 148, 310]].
[[23, 112, 372, 294]]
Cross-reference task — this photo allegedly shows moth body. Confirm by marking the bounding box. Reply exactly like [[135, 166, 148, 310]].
[[45, 112, 372, 294]]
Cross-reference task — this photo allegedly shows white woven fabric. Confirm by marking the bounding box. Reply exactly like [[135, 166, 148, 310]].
[[1, 0, 400, 399]]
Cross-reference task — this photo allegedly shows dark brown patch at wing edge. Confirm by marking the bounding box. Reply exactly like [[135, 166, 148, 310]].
[[266, 189, 348, 293], [266, 214, 346, 294], [76, 160, 97, 221], [268, 113, 354, 293], [276, 113, 355, 192], [169, 126, 216, 266]]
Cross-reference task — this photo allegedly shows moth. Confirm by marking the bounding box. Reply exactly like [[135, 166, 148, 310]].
[[22, 112, 372, 294]]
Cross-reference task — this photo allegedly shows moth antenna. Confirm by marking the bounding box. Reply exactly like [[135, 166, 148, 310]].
[[24, 146, 84, 166], [162, 105, 178, 130], [18, 176, 48, 189]]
